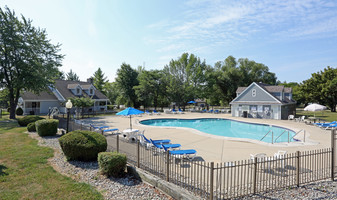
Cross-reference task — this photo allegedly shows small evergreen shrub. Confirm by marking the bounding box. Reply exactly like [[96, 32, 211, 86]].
[[98, 152, 127, 177], [17, 115, 44, 126], [58, 130, 107, 161], [35, 119, 58, 136], [16, 107, 23, 115], [27, 122, 36, 132]]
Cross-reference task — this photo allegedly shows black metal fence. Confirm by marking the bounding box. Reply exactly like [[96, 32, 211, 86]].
[[60, 119, 337, 200]]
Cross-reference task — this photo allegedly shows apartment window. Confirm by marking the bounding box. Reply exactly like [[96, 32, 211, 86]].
[[77, 88, 80, 94], [90, 89, 93, 95]]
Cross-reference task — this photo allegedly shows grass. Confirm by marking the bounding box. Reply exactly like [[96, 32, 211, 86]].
[[0, 122, 103, 200], [296, 109, 337, 122]]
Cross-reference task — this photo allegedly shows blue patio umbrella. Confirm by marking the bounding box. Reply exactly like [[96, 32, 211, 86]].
[[188, 100, 196, 104], [116, 107, 144, 129]]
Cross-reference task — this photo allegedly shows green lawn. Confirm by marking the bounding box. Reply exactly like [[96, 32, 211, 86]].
[[0, 122, 103, 200], [296, 109, 337, 122]]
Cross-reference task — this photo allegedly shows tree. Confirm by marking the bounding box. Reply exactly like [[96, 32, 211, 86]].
[[56, 70, 65, 80], [163, 53, 207, 109], [66, 69, 80, 81], [69, 97, 94, 118], [115, 63, 139, 107], [209, 56, 277, 105], [104, 82, 119, 105], [134, 69, 166, 109], [92, 67, 108, 94], [300, 66, 337, 112], [0, 88, 9, 108], [0, 7, 63, 119]]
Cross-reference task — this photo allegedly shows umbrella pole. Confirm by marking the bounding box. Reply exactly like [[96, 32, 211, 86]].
[[130, 115, 132, 130]]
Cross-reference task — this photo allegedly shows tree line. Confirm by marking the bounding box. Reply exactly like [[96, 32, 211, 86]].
[[1, 6, 337, 119]]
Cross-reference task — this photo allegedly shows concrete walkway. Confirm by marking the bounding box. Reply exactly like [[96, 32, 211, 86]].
[[82, 112, 332, 163]]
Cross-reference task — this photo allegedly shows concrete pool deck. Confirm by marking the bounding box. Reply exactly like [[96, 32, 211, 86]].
[[82, 112, 333, 163]]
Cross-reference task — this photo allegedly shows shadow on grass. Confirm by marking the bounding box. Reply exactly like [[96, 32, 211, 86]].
[[0, 121, 19, 134], [0, 164, 9, 176]]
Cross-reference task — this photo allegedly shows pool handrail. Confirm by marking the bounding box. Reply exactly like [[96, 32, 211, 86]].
[[291, 129, 306, 143], [274, 130, 290, 143], [260, 130, 274, 144]]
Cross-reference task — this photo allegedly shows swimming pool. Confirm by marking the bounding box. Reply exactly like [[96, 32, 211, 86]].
[[140, 118, 297, 143]]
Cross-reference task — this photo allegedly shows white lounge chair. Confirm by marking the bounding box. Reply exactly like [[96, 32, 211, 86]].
[[273, 150, 287, 168], [288, 115, 294, 120], [295, 116, 305, 122]]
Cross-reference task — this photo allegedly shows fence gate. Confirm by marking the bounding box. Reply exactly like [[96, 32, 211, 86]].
[[332, 129, 337, 179]]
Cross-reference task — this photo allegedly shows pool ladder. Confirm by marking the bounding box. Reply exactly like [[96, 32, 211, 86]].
[[261, 129, 306, 144]]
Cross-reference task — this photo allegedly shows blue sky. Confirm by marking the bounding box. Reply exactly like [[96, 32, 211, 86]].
[[3, 0, 337, 83]]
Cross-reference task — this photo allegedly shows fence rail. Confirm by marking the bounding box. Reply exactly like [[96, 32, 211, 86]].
[[61, 119, 336, 200]]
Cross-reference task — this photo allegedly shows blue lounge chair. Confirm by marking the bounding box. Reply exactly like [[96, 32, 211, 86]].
[[214, 110, 219, 114], [178, 108, 184, 114], [150, 139, 181, 150], [103, 128, 119, 135], [208, 109, 213, 113], [145, 110, 152, 115], [201, 109, 207, 113], [141, 134, 171, 145], [171, 109, 177, 114], [324, 123, 337, 130], [162, 145, 197, 161], [152, 110, 160, 115], [90, 124, 109, 130], [315, 121, 336, 127]]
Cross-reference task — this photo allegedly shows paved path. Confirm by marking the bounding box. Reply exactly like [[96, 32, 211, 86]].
[[82, 113, 332, 163]]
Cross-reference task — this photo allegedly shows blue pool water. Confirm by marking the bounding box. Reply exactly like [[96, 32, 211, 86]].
[[140, 118, 297, 143]]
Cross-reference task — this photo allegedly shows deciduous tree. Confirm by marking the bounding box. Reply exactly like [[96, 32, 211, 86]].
[[300, 66, 337, 112], [0, 7, 63, 119], [115, 63, 139, 107]]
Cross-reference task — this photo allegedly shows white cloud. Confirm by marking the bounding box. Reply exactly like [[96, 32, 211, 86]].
[[147, 0, 337, 52]]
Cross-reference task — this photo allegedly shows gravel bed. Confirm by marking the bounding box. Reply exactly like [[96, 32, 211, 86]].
[[240, 180, 337, 199], [28, 131, 337, 200], [28, 132, 172, 200]]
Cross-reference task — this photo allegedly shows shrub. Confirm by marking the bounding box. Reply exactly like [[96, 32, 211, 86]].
[[35, 119, 58, 136], [16, 107, 23, 115], [58, 130, 107, 161], [98, 152, 127, 177], [27, 122, 36, 132], [17, 115, 44, 126]]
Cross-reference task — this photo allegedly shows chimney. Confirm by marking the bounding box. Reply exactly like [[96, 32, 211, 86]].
[[87, 78, 93, 84]]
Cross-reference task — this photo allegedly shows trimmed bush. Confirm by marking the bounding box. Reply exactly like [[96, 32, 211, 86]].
[[17, 115, 44, 126], [27, 122, 36, 132], [58, 130, 107, 161], [35, 119, 58, 136], [98, 152, 127, 177], [16, 107, 23, 115]]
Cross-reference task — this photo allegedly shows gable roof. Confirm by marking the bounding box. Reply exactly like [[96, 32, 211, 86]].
[[231, 82, 296, 105], [236, 83, 291, 94], [21, 90, 58, 101], [22, 80, 108, 101]]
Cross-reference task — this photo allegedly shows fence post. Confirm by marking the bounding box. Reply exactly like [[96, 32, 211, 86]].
[[116, 135, 119, 153], [332, 129, 335, 181], [101, 130, 103, 135], [210, 162, 214, 200], [253, 157, 258, 194], [80, 123, 82, 130], [166, 150, 169, 182], [90, 126, 92, 131], [137, 141, 140, 168], [296, 151, 300, 187]]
